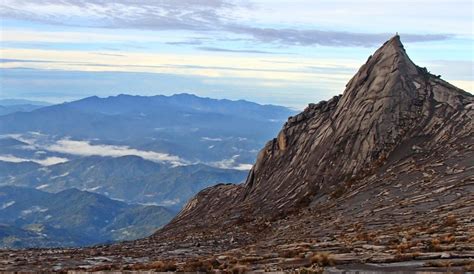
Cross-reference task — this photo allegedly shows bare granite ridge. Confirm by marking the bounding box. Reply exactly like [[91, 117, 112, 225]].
[[166, 34, 473, 228]]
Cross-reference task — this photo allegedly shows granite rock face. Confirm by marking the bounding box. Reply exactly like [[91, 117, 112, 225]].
[[168, 35, 473, 226], [1, 35, 472, 272]]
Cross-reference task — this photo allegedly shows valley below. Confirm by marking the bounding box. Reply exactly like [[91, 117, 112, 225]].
[[0, 94, 292, 248]]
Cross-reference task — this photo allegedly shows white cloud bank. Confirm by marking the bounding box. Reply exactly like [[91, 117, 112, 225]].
[[2, 134, 253, 170], [0, 154, 68, 165], [211, 155, 253, 171], [201, 137, 223, 141], [45, 139, 186, 166]]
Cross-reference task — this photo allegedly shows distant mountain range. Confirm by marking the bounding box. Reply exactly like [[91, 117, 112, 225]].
[[0, 99, 51, 106], [0, 99, 51, 116], [0, 186, 174, 248], [0, 156, 247, 208], [0, 93, 294, 167], [0, 93, 292, 248]]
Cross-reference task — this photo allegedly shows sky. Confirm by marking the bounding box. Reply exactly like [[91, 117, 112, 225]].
[[0, 0, 472, 109]]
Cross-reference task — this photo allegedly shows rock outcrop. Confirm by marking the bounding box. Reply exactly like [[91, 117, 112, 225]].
[[165, 35, 473, 228]]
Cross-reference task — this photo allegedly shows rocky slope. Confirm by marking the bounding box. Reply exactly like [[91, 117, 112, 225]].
[[0, 35, 472, 272]]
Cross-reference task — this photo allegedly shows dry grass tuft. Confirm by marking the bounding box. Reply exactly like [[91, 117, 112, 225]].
[[426, 238, 442, 252], [125, 260, 177, 271], [310, 252, 334, 267], [230, 264, 248, 274], [395, 242, 411, 254], [356, 231, 376, 242], [279, 249, 301, 258], [425, 260, 452, 268], [444, 215, 458, 227], [182, 259, 214, 272], [441, 234, 455, 244], [464, 261, 474, 272], [299, 265, 324, 274]]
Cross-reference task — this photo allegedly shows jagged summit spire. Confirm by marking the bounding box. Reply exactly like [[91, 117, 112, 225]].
[[389, 33, 401, 43], [378, 34, 406, 55], [343, 35, 418, 97], [387, 34, 403, 48]]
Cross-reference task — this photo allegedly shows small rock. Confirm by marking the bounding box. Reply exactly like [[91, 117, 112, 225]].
[[440, 252, 451, 259], [362, 244, 386, 251], [217, 255, 228, 262]]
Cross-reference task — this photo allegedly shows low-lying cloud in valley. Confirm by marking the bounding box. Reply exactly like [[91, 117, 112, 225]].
[[211, 155, 253, 171], [0, 154, 68, 165], [0, 134, 186, 166], [45, 139, 186, 166], [1, 134, 254, 170]]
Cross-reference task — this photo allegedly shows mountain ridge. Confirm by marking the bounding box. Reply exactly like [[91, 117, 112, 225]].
[[0, 92, 295, 167], [0, 185, 175, 248], [1, 155, 247, 208]]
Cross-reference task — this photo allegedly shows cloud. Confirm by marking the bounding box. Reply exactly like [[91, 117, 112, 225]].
[[420, 60, 474, 81], [226, 25, 452, 47], [0, 58, 53, 63], [1, 48, 355, 82], [197, 47, 284, 54], [21, 206, 48, 216], [0, 0, 232, 30], [1, 201, 16, 209], [0, 67, 356, 109], [0, 154, 68, 165], [201, 137, 223, 141], [94, 53, 126, 57], [166, 40, 205, 46], [3, 133, 187, 165], [157, 198, 181, 206], [1, 29, 173, 44], [449, 80, 473, 92], [211, 155, 253, 170], [44, 139, 186, 166], [0, 0, 453, 47]]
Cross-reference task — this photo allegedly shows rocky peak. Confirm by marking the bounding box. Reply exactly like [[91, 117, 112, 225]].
[[169, 35, 472, 227], [160, 36, 474, 239], [240, 36, 458, 212]]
